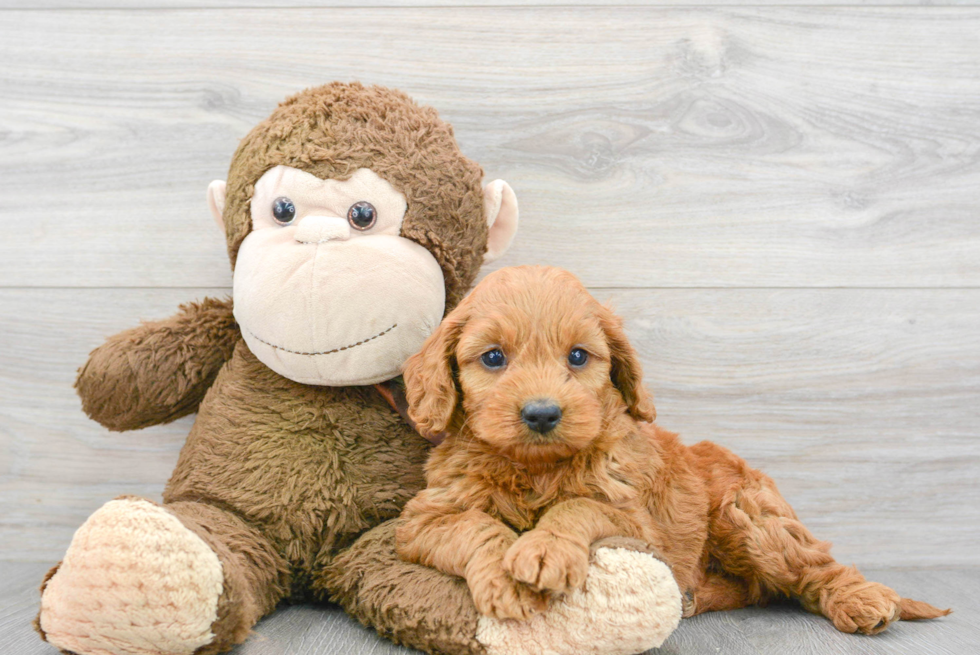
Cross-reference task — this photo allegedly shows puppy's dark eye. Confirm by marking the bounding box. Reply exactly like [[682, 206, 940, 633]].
[[272, 197, 296, 225], [568, 348, 589, 367], [481, 348, 506, 369], [347, 201, 377, 230]]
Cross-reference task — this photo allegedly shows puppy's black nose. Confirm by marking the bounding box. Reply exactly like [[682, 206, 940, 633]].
[[521, 401, 562, 434]]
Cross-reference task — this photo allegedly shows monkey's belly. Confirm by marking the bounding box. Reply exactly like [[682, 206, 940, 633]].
[[163, 342, 430, 576]]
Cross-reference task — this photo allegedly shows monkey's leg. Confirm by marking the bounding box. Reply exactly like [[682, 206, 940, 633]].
[[317, 519, 682, 655], [36, 496, 289, 655], [694, 442, 949, 635]]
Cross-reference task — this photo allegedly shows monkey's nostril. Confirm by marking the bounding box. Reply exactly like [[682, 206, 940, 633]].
[[521, 400, 562, 434]]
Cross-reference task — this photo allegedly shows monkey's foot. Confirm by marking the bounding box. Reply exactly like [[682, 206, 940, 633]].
[[37, 497, 224, 655], [476, 544, 682, 655]]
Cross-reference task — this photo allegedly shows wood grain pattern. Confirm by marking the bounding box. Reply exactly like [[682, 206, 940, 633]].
[[1, 561, 974, 655], [1, 288, 976, 565], [0, 8, 978, 288]]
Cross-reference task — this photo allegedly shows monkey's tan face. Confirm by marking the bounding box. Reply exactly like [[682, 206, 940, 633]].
[[233, 165, 446, 386]]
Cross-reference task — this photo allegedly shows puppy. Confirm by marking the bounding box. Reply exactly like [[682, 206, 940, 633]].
[[395, 265, 949, 633]]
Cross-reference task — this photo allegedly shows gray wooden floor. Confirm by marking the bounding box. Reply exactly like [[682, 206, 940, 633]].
[[2, 562, 974, 655]]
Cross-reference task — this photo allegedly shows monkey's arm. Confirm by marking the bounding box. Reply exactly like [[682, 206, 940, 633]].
[[75, 296, 239, 431]]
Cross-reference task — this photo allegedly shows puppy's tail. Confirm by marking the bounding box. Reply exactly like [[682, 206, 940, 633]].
[[900, 597, 952, 621]]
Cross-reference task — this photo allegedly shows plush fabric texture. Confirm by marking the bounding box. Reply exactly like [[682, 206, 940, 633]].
[[75, 297, 238, 432], [163, 340, 431, 584], [235, 166, 446, 385], [38, 498, 223, 655], [39, 82, 476, 655], [165, 499, 290, 655], [480, 179, 519, 264], [222, 82, 488, 309], [476, 546, 682, 655], [323, 519, 488, 655], [249, 166, 409, 240]]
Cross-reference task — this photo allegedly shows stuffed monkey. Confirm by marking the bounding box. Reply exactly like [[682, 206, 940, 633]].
[[35, 83, 682, 655]]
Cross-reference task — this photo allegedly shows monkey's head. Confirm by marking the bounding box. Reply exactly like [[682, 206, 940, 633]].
[[207, 83, 518, 386]]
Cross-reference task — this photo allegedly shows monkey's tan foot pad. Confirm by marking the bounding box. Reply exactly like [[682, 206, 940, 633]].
[[38, 498, 223, 655], [476, 547, 682, 655]]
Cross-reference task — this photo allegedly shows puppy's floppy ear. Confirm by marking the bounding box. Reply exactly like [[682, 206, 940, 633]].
[[598, 305, 656, 422], [402, 302, 469, 435]]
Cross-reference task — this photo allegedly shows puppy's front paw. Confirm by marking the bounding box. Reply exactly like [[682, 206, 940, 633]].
[[503, 529, 589, 594], [824, 581, 902, 635], [468, 558, 548, 621]]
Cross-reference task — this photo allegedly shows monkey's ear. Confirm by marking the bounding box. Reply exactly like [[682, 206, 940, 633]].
[[482, 180, 519, 263], [207, 180, 227, 233]]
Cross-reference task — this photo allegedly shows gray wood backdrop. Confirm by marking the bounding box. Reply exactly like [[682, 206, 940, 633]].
[[0, 2, 977, 571]]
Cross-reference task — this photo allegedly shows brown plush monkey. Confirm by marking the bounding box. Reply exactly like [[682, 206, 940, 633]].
[[34, 83, 681, 655]]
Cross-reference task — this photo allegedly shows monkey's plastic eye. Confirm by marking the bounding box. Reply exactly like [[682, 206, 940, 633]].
[[481, 348, 506, 369], [347, 201, 377, 230], [568, 348, 589, 367], [272, 197, 296, 225]]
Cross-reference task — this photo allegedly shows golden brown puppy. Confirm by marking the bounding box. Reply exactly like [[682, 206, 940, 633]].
[[396, 265, 949, 634]]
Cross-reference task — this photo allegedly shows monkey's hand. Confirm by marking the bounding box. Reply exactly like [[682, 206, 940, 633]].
[[76, 296, 239, 431]]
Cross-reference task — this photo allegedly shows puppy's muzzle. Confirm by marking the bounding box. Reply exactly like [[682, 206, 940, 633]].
[[521, 400, 562, 434]]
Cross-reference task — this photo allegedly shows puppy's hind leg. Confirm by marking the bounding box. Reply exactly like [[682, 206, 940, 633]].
[[691, 442, 950, 635], [687, 569, 757, 617]]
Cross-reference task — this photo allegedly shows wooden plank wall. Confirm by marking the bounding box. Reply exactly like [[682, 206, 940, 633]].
[[0, 4, 977, 567]]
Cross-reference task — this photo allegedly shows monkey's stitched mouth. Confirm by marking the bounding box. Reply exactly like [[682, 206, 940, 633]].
[[246, 323, 397, 357]]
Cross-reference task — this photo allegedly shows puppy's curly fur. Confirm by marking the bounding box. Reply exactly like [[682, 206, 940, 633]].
[[396, 266, 949, 633]]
